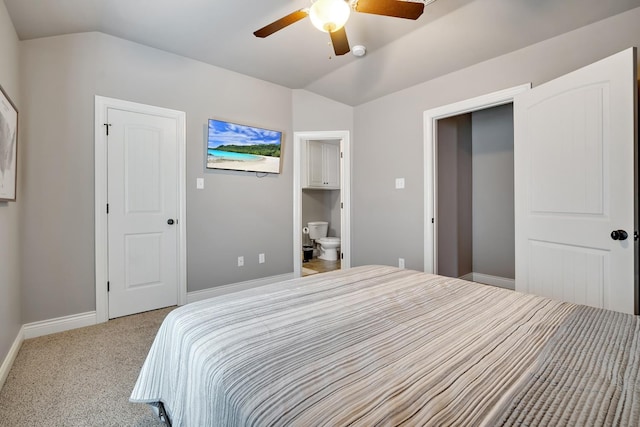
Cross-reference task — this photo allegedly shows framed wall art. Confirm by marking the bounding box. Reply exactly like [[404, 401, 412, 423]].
[[0, 84, 17, 201]]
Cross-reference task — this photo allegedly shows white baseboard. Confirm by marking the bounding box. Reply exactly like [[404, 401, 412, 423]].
[[458, 272, 515, 290], [187, 272, 295, 304], [459, 273, 474, 282], [23, 311, 97, 340], [0, 326, 24, 391], [19, 273, 295, 340], [2, 312, 99, 386]]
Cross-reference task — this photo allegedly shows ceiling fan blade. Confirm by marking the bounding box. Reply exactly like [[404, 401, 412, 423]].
[[329, 27, 350, 56], [254, 9, 308, 38], [355, 0, 424, 20]]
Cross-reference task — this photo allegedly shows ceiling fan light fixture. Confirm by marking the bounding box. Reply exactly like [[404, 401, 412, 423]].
[[309, 0, 351, 33]]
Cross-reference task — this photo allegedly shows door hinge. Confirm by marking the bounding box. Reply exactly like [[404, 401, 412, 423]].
[[431, 218, 434, 224], [340, 152, 343, 158], [107, 281, 110, 292], [341, 252, 344, 260], [106, 203, 109, 214], [104, 123, 112, 136], [341, 202, 343, 208]]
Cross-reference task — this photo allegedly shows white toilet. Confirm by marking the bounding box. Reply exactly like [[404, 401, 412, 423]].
[[307, 221, 341, 261]]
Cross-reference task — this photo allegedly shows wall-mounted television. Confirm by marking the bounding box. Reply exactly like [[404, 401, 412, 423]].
[[206, 118, 283, 174]]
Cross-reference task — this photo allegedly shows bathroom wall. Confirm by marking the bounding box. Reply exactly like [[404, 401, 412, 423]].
[[327, 190, 341, 237], [302, 189, 341, 240]]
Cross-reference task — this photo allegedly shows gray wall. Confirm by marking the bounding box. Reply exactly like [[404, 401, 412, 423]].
[[0, 0, 21, 368], [436, 115, 472, 278], [457, 116, 473, 277], [19, 32, 295, 323], [17, 35, 354, 324], [292, 90, 354, 133], [352, 7, 640, 271], [472, 104, 514, 279]]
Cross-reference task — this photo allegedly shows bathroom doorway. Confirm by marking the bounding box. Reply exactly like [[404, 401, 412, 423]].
[[293, 131, 351, 278]]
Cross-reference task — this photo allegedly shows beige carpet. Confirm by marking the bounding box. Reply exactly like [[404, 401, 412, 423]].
[[0, 307, 175, 427]]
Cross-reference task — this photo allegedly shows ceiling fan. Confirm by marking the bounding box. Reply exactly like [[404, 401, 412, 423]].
[[254, 0, 425, 56]]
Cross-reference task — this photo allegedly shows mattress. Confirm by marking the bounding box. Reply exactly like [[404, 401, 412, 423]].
[[130, 265, 640, 426]]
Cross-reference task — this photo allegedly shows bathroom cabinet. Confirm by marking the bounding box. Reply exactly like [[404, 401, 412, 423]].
[[304, 140, 340, 189]]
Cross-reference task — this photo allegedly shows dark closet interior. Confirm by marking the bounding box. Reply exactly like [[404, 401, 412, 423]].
[[436, 104, 515, 288]]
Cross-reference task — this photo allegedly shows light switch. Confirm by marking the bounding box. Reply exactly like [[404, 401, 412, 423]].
[[196, 178, 204, 189], [395, 178, 405, 189]]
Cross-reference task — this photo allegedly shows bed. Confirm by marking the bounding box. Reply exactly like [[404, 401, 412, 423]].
[[130, 265, 640, 426]]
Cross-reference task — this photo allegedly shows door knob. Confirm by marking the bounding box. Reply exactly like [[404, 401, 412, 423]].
[[611, 230, 628, 240], [167, 219, 175, 225]]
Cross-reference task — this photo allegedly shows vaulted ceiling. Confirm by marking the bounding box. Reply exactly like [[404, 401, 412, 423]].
[[5, 0, 640, 105]]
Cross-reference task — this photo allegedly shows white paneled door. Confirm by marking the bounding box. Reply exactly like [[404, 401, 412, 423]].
[[514, 48, 637, 314], [107, 108, 179, 319]]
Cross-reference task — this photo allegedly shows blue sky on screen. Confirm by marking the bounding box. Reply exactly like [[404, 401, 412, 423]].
[[208, 119, 281, 147]]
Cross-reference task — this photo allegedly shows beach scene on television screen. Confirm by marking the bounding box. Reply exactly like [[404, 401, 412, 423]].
[[207, 119, 282, 173]]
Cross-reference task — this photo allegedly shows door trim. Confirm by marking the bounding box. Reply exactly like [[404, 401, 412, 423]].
[[293, 131, 351, 278], [423, 84, 531, 273], [94, 96, 187, 323]]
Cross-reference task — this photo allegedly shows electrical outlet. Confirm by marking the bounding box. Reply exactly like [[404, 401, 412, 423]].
[[398, 258, 405, 269], [196, 178, 204, 189], [237, 256, 244, 267], [395, 178, 405, 189], [259, 253, 265, 264]]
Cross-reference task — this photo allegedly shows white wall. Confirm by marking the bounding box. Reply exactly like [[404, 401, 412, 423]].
[[0, 0, 21, 369], [19, 32, 295, 323], [353, 7, 640, 270]]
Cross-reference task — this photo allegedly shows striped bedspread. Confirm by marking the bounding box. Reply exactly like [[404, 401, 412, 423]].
[[130, 265, 640, 426]]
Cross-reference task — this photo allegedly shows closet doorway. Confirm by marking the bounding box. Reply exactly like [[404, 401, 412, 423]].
[[436, 104, 515, 289], [423, 85, 530, 289], [426, 49, 638, 314]]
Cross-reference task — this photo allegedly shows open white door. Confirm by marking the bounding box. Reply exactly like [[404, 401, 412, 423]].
[[514, 48, 637, 314]]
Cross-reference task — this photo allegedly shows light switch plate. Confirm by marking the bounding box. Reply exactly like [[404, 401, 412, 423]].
[[196, 178, 204, 189]]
